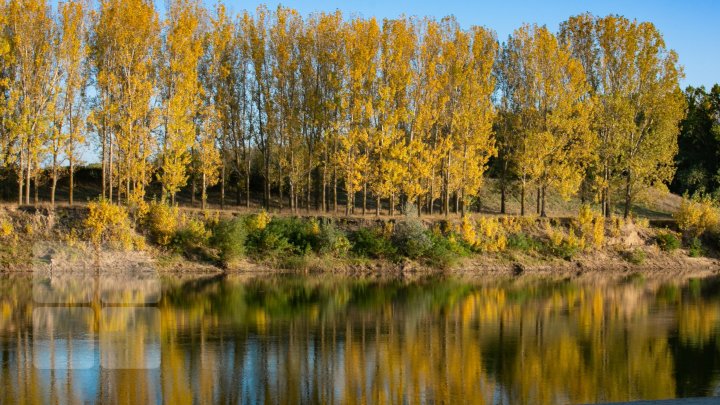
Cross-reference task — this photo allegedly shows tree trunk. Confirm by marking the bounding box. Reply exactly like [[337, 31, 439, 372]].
[[500, 184, 506, 215], [18, 148, 24, 205], [376, 196, 380, 217], [69, 157, 74, 206], [51, 168, 57, 207], [520, 180, 526, 216], [101, 127, 106, 200], [307, 170, 312, 213], [246, 160, 251, 209], [201, 173, 207, 211], [25, 152, 31, 205], [362, 183, 367, 216], [34, 171, 39, 205], [536, 186, 541, 215], [540, 186, 547, 218], [322, 164, 327, 212], [624, 171, 632, 219], [191, 174, 196, 207], [108, 139, 114, 204], [333, 168, 338, 214], [220, 162, 226, 210]]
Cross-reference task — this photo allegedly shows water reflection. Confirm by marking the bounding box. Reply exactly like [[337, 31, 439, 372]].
[[1, 273, 720, 404]]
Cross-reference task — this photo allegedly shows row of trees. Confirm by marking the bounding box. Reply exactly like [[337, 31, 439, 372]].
[[0, 0, 686, 217]]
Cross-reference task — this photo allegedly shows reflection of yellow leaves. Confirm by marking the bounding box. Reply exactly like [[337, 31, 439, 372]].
[[678, 302, 720, 346]]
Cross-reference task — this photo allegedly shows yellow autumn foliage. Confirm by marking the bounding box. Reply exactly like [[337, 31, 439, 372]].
[[475, 217, 507, 252], [84, 199, 136, 251], [675, 196, 719, 237], [574, 205, 605, 250], [146, 201, 180, 246]]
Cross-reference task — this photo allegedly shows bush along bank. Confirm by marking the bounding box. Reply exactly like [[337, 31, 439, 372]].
[[1, 198, 719, 273]]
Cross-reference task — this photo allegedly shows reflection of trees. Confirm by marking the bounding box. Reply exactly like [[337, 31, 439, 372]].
[[2, 275, 720, 404]]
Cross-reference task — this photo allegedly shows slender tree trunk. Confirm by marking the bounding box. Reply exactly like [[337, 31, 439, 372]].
[[246, 160, 251, 209], [540, 186, 547, 218], [51, 157, 57, 207], [520, 180, 526, 216], [376, 196, 380, 217], [279, 180, 283, 212], [202, 173, 207, 211], [500, 161, 507, 215], [101, 125, 106, 200], [108, 139, 114, 204], [390, 194, 394, 217], [500, 185, 506, 215], [333, 168, 338, 214], [362, 183, 367, 216], [536, 186, 541, 215], [460, 188, 466, 217], [322, 164, 327, 212], [17, 148, 24, 205], [624, 170, 632, 219], [34, 171, 39, 205], [25, 152, 31, 205], [345, 190, 350, 216], [307, 171, 312, 214], [69, 156, 74, 206], [220, 162, 226, 210]]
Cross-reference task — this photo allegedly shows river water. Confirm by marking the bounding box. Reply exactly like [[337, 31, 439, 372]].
[[1, 273, 719, 404]]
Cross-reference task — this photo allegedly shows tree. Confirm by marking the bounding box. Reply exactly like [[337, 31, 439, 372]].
[[672, 85, 720, 196], [447, 25, 498, 217], [498, 24, 595, 216], [57, 0, 88, 206], [242, 6, 273, 209], [336, 16, 377, 215], [91, 0, 160, 206], [269, 6, 304, 213], [560, 14, 685, 218], [7, 0, 58, 205], [372, 18, 415, 216], [158, 0, 204, 204], [195, 105, 221, 210]]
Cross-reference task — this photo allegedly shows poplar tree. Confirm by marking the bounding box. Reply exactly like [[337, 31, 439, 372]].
[[92, 0, 159, 206], [372, 18, 415, 216], [7, 0, 58, 205], [57, 0, 88, 206], [158, 0, 204, 204], [498, 24, 595, 216], [560, 14, 685, 218]]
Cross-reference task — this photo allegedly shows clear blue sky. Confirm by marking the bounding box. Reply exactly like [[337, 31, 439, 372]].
[[218, 0, 719, 89]]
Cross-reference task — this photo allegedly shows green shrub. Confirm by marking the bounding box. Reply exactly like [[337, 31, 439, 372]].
[[625, 248, 646, 265], [316, 221, 351, 256], [265, 217, 316, 253], [210, 217, 248, 263], [173, 218, 210, 249], [351, 227, 396, 259], [425, 234, 462, 269], [688, 237, 705, 257], [507, 232, 540, 252], [655, 231, 680, 252], [247, 228, 295, 256], [392, 219, 433, 259]]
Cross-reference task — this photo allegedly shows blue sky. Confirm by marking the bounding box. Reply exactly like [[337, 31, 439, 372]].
[[218, 0, 719, 89]]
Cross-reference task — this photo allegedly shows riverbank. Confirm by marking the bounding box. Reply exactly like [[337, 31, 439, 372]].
[[0, 203, 718, 278]]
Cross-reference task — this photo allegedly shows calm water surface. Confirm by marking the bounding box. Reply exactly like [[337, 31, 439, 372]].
[[1, 273, 720, 404]]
